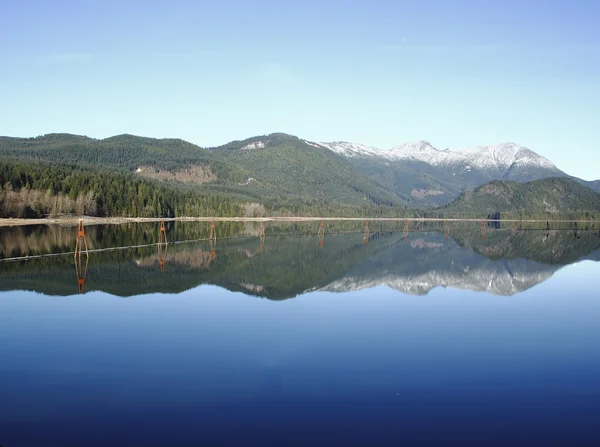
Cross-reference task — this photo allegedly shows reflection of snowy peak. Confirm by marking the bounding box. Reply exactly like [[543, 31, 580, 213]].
[[318, 233, 573, 297], [319, 140, 558, 172], [322, 262, 556, 296]]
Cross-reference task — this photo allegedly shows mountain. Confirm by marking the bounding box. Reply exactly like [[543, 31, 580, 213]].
[[318, 140, 600, 206], [1, 132, 598, 217], [208, 133, 405, 208], [0, 133, 405, 213], [322, 242, 560, 296], [444, 177, 600, 216]]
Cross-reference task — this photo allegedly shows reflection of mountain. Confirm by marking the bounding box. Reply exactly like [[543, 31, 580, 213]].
[[1, 226, 599, 299], [324, 235, 559, 295], [326, 228, 600, 296]]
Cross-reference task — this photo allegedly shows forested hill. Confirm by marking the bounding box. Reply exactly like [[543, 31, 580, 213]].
[[443, 177, 600, 217], [0, 133, 247, 182], [0, 133, 406, 214], [209, 133, 404, 208], [0, 158, 244, 218]]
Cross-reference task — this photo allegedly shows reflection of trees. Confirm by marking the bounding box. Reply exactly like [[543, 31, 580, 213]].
[[1, 222, 600, 299], [0, 221, 248, 259], [0, 232, 397, 299], [0, 225, 98, 259], [451, 226, 600, 265], [136, 248, 213, 270]]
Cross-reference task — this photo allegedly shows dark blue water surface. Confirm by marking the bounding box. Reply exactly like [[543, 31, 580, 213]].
[[1, 224, 600, 446]]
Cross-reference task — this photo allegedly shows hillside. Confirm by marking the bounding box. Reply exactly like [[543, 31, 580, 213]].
[[0, 133, 248, 183], [0, 133, 406, 212], [443, 177, 600, 216], [209, 133, 405, 208]]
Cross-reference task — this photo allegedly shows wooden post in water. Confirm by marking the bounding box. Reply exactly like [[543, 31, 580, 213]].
[[259, 221, 265, 252], [210, 238, 216, 260], [158, 241, 168, 272], [364, 220, 370, 245], [209, 220, 216, 242], [157, 221, 168, 272], [404, 220, 409, 243], [158, 221, 168, 245], [444, 220, 450, 241], [481, 219, 487, 240], [74, 255, 88, 294], [74, 220, 89, 258], [513, 220, 519, 238], [318, 220, 325, 248], [259, 221, 266, 238]]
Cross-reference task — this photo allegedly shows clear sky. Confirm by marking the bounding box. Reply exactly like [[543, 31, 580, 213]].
[[1, 0, 599, 180]]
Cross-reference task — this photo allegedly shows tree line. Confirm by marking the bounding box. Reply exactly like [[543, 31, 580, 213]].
[[0, 159, 243, 218], [2, 157, 599, 221]]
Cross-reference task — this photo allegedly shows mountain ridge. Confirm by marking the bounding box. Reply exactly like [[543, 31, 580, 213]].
[[318, 139, 598, 204], [319, 140, 559, 170], [1, 131, 598, 215]]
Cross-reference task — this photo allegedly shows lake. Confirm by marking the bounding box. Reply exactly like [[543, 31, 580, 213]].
[[1, 220, 600, 446]]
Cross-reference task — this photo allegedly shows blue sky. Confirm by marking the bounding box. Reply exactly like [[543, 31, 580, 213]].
[[1, 0, 599, 179]]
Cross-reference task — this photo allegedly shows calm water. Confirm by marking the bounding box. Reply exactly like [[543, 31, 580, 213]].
[[1, 221, 600, 446]]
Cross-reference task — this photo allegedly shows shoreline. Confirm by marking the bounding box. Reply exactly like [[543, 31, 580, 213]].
[[0, 216, 597, 227]]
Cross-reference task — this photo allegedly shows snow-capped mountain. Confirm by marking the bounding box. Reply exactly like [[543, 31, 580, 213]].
[[388, 141, 558, 173], [320, 140, 558, 172], [316, 140, 568, 205], [315, 141, 383, 159]]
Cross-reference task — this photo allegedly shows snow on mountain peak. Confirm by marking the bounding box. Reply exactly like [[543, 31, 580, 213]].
[[317, 139, 557, 172], [317, 141, 387, 159], [385, 141, 453, 165], [453, 143, 557, 170], [388, 140, 436, 153]]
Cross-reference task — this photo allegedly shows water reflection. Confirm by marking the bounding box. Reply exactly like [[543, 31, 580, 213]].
[[74, 254, 88, 294], [2, 221, 600, 447], [1, 220, 599, 299]]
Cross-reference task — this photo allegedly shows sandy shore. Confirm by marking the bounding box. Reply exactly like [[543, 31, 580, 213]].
[[0, 216, 596, 227]]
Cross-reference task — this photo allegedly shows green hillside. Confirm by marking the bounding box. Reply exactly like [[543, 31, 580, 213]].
[[444, 177, 600, 217], [350, 157, 465, 206], [211, 133, 405, 208], [0, 133, 406, 213], [0, 133, 247, 182], [0, 159, 244, 218]]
